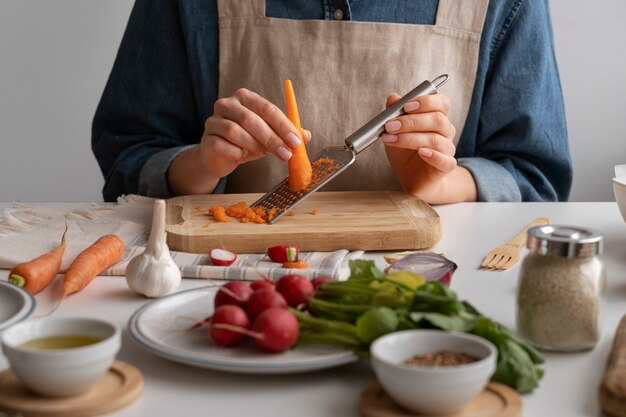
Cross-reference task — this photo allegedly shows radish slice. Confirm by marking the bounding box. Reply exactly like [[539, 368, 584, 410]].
[[210, 249, 238, 266]]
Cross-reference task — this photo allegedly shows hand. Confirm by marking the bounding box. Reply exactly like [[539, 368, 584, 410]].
[[167, 88, 310, 195], [382, 93, 470, 203]]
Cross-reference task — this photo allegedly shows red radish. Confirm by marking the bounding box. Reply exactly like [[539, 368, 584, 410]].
[[209, 305, 250, 347], [311, 276, 335, 290], [276, 274, 314, 307], [209, 248, 237, 266], [246, 288, 287, 319], [214, 281, 253, 308], [250, 277, 275, 291], [267, 245, 300, 263], [250, 308, 299, 352], [212, 308, 299, 353]]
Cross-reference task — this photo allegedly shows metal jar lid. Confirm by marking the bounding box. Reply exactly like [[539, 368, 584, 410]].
[[526, 225, 603, 258]]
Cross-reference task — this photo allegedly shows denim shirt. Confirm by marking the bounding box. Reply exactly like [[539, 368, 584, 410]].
[[92, 0, 572, 202]]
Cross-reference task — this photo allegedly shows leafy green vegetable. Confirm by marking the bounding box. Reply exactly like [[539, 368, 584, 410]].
[[349, 259, 385, 281], [409, 311, 477, 332], [356, 307, 399, 344], [294, 259, 545, 394]]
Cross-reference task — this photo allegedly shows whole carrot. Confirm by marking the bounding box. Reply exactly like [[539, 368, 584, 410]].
[[62, 234, 125, 297], [8, 224, 68, 294], [284, 79, 312, 192]]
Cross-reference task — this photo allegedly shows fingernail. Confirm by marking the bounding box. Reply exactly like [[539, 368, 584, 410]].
[[385, 120, 402, 133], [277, 146, 293, 161], [419, 148, 433, 158], [382, 134, 398, 143], [286, 132, 302, 148], [404, 101, 420, 112]]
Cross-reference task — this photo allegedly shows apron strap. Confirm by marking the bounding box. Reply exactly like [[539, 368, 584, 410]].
[[436, 0, 490, 35], [217, 0, 266, 20]]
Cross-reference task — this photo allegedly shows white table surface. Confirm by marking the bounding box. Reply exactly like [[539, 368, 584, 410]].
[[2, 201, 626, 417]]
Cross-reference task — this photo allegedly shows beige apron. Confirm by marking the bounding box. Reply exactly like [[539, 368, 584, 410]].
[[217, 0, 488, 193]]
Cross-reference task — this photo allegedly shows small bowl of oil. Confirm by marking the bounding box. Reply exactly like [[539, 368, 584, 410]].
[[1, 317, 121, 397]]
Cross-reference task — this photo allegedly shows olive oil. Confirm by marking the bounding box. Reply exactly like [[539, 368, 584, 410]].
[[20, 334, 101, 350]]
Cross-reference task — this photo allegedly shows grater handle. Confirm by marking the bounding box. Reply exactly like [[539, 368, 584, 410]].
[[345, 74, 449, 154]]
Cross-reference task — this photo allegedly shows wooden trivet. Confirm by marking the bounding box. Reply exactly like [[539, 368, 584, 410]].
[[359, 381, 522, 417], [0, 360, 143, 417]]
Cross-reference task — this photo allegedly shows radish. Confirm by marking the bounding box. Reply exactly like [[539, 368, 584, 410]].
[[214, 281, 253, 308], [266, 245, 300, 263], [209, 248, 237, 266], [311, 276, 335, 290], [250, 277, 275, 291], [211, 308, 299, 353], [250, 308, 299, 352], [246, 288, 288, 318], [209, 305, 250, 347], [276, 274, 314, 307]]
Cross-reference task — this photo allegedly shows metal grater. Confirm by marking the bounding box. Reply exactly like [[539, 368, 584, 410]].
[[251, 74, 450, 224]]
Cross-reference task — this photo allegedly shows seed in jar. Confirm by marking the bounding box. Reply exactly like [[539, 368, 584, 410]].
[[404, 350, 478, 367]]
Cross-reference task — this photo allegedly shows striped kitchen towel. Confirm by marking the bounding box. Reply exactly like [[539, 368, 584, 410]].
[[106, 246, 363, 281]]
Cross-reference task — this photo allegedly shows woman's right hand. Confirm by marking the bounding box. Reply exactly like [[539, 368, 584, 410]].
[[167, 88, 308, 196]]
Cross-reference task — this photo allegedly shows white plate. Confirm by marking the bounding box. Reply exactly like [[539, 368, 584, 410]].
[[0, 280, 36, 333], [127, 286, 359, 374]]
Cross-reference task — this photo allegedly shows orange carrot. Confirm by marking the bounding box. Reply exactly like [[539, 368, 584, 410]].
[[62, 234, 125, 297], [284, 79, 312, 192], [8, 224, 68, 294], [282, 260, 309, 269]]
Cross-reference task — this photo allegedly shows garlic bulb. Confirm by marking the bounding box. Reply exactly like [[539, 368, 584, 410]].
[[126, 199, 181, 297]]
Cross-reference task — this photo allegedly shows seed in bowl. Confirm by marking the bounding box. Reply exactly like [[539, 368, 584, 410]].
[[404, 350, 478, 367]]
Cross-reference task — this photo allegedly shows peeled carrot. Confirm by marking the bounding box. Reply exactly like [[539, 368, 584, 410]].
[[62, 234, 125, 297], [8, 224, 68, 294], [284, 79, 312, 192]]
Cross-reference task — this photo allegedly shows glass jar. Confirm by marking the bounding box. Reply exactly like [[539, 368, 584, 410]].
[[516, 225, 605, 352]]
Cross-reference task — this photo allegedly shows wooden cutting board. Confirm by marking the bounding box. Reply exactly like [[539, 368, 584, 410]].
[[165, 191, 441, 254]]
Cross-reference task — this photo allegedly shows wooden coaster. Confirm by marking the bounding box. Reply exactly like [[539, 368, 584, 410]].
[[359, 381, 522, 417], [0, 360, 143, 417]]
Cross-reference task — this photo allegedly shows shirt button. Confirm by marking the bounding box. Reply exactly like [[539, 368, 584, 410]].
[[333, 8, 344, 20]]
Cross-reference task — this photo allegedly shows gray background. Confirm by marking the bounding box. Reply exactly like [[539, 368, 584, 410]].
[[1, 0, 624, 202]]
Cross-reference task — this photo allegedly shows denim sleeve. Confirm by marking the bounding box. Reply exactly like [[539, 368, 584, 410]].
[[91, 0, 205, 202], [138, 146, 227, 197], [457, 0, 572, 202], [457, 157, 521, 201]]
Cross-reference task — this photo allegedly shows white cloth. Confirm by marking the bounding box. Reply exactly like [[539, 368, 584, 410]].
[[0, 195, 360, 280]]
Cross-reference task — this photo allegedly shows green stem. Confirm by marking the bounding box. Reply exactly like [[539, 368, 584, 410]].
[[9, 274, 26, 287], [286, 247, 298, 262], [307, 299, 369, 322], [298, 330, 361, 348], [317, 282, 377, 295], [292, 308, 358, 335]]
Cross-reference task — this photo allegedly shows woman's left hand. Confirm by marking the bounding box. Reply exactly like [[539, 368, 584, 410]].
[[382, 93, 459, 203]]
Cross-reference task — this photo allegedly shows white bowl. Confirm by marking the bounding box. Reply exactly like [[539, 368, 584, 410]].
[[613, 178, 626, 224], [1, 317, 121, 397], [370, 330, 497, 415]]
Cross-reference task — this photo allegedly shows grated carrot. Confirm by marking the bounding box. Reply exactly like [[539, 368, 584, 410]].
[[208, 202, 284, 224], [210, 206, 230, 223]]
